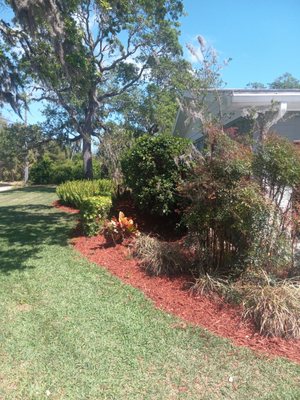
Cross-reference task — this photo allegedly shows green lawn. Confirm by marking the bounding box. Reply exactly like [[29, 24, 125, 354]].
[[0, 187, 299, 400]]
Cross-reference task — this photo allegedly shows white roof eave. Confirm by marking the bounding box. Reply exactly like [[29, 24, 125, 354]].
[[231, 92, 300, 106]]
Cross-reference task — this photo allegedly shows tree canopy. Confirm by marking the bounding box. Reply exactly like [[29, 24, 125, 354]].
[[113, 57, 192, 135], [0, 0, 184, 178], [247, 72, 300, 90], [0, 122, 42, 181], [269, 73, 300, 89], [0, 44, 24, 116]]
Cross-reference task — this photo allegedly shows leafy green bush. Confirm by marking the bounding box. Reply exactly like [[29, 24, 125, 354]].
[[80, 196, 112, 236], [30, 156, 54, 184], [30, 156, 103, 184], [181, 131, 300, 278], [207, 132, 252, 186], [50, 159, 84, 183], [185, 182, 271, 276], [56, 179, 114, 208], [251, 135, 300, 273], [181, 131, 273, 276], [121, 135, 191, 216], [253, 134, 300, 190]]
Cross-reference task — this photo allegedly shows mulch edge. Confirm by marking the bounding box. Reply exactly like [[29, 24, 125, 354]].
[[52, 200, 80, 214]]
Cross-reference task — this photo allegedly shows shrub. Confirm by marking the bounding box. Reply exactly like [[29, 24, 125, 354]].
[[181, 131, 300, 277], [121, 135, 192, 216], [50, 159, 84, 183], [251, 135, 300, 271], [102, 212, 139, 244], [190, 274, 229, 296], [30, 156, 53, 184], [56, 179, 114, 208], [242, 281, 300, 339], [181, 139, 271, 276], [207, 131, 252, 186], [133, 234, 187, 276], [30, 156, 103, 184], [253, 134, 300, 190], [80, 196, 112, 236]]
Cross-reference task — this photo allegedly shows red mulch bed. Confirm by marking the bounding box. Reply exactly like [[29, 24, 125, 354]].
[[55, 200, 300, 364]]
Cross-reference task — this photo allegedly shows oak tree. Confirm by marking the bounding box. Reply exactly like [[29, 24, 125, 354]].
[[0, 0, 184, 178]]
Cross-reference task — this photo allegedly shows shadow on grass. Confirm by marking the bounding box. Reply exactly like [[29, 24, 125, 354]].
[[0, 202, 77, 274]]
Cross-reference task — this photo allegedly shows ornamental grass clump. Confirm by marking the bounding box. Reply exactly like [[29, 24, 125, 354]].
[[242, 281, 300, 339], [190, 274, 229, 297], [133, 234, 187, 276]]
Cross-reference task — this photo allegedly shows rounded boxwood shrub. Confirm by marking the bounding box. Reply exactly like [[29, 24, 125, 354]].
[[121, 135, 191, 216]]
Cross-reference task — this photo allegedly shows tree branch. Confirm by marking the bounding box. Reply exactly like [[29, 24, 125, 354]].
[[98, 62, 148, 102]]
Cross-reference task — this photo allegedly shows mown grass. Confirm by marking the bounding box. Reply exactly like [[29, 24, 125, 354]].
[[0, 187, 299, 400]]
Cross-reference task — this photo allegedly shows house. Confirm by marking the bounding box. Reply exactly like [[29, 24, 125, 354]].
[[173, 89, 300, 148]]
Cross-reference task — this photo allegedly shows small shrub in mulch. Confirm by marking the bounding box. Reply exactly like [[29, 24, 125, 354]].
[[80, 196, 112, 236], [133, 234, 188, 276], [102, 211, 139, 245]]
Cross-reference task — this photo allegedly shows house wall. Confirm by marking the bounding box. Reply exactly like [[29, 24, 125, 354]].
[[186, 126, 202, 142], [174, 114, 202, 141], [272, 114, 300, 141], [178, 113, 300, 144]]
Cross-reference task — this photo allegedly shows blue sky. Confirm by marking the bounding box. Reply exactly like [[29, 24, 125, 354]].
[[2, 0, 300, 124], [181, 0, 300, 88]]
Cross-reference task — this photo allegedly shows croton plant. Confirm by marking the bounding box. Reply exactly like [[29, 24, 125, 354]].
[[103, 212, 139, 244]]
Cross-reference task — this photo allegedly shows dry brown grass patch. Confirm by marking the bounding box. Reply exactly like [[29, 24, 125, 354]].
[[190, 274, 228, 296], [242, 280, 300, 339], [133, 234, 188, 276]]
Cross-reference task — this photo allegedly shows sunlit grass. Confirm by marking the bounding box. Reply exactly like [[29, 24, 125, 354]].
[[0, 187, 299, 399]]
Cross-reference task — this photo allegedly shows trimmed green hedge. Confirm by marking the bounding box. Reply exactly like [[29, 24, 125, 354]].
[[80, 196, 112, 236], [56, 179, 114, 208]]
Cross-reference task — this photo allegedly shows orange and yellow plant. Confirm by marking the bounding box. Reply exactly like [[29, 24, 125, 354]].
[[103, 211, 139, 244]]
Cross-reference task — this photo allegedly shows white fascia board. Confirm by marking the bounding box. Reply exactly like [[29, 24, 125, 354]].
[[231, 92, 300, 105]]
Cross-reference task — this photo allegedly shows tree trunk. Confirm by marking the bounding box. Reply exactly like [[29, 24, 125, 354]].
[[24, 152, 29, 184], [259, 127, 268, 142], [83, 135, 93, 179]]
